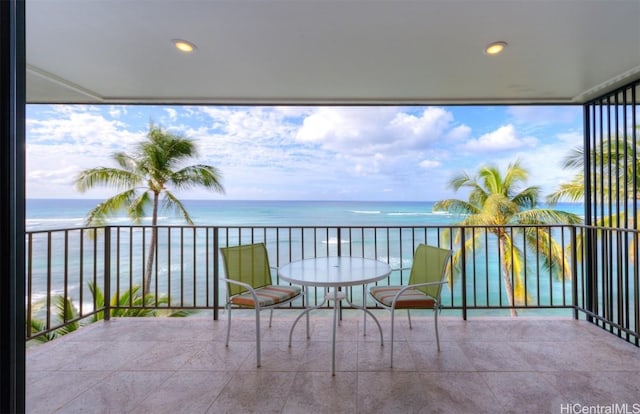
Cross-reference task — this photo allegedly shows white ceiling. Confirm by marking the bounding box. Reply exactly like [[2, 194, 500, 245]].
[[26, 0, 640, 105]]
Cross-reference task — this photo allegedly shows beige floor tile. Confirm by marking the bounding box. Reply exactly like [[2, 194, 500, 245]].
[[24, 316, 640, 413], [356, 371, 431, 413], [282, 371, 358, 414], [481, 371, 567, 414], [419, 372, 504, 414], [182, 341, 253, 371], [408, 341, 475, 372], [206, 371, 295, 413], [56, 371, 170, 413], [458, 341, 534, 371], [133, 370, 233, 414], [26, 370, 111, 414]]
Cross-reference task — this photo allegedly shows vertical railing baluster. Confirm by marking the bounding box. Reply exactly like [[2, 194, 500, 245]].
[[104, 227, 111, 321], [571, 226, 579, 320], [63, 230, 68, 323], [79, 229, 84, 316], [26, 234, 33, 338], [193, 228, 197, 307], [116, 228, 120, 312], [460, 226, 467, 321], [213, 227, 219, 320], [45, 232, 51, 331], [167, 227, 172, 307]]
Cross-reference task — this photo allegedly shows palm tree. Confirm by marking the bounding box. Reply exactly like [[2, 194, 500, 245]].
[[29, 296, 81, 343], [547, 136, 640, 218], [434, 160, 582, 316], [89, 282, 192, 320], [75, 125, 225, 292], [547, 136, 640, 261]]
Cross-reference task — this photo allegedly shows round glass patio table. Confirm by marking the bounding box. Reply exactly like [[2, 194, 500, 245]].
[[278, 256, 392, 375]]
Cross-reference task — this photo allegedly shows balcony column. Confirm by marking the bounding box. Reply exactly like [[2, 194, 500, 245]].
[[0, 0, 26, 412]]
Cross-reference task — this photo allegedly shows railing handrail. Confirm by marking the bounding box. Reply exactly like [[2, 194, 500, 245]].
[[25, 223, 639, 347]]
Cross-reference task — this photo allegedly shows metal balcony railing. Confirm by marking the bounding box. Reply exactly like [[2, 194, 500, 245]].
[[25, 224, 639, 347]]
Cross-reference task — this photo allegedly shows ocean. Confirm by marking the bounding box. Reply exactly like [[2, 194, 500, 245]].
[[26, 199, 586, 317], [26, 198, 585, 230]]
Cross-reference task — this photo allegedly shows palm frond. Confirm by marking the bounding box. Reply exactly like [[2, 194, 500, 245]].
[[162, 191, 194, 224], [478, 165, 504, 195], [29, 319, 56, 343], [113, 152, 140, 172], [127, 191, 153, 224], [501, 159, 528, 197], [433, 199, 479, 215], [170, 165, 225, 193], [89, 282, 106, 321], [445, 227, 483, 283], [524, 227, 573, 280], [546, 176, 585, 205], [448, 171, 474, 192], [562, 146, 584, 170], [515, 208, 583, 225], [511, 186, 540, 209], [75, 167, 142, 192], [54, 296, 81, 335], [85, 189, 139, 226]]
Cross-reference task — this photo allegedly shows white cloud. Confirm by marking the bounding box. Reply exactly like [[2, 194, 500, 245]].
[[557, 131, 583, 145], [292, 106, 469, 185], [419, 160, 441, 169], [296, 106, 461, 156], [27, 105, 142, 148], [463, 124, 537, 152], [108, 106, 126, 118], [165, 108, 178, 121], [24, 104, 585, 201], [447, 125, 472, 141]]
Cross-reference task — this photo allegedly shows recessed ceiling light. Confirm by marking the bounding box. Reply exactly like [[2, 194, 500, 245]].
[[172, 39, 197, 53], [484, 41, 507, 56]]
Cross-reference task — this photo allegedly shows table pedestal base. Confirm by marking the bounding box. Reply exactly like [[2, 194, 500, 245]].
[[288, 287, 384, 375]]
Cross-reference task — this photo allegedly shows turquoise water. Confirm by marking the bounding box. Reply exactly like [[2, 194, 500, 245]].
[[26, 199, 586, 317], [26, 198, 585, 230]]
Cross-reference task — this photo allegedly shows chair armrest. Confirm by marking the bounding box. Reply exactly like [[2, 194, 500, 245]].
[[406, 280, 447, 290], [222, 277, 261, 306], [389, 280, 446, 307], [222, 277, 256, 292]]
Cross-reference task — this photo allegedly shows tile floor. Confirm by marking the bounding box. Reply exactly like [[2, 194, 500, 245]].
[[26, 310, 640, 414]]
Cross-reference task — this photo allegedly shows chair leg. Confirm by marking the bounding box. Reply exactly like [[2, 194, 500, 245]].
[[269, 309, 274, 328], [390, 308, 396, 368], [363, 285, 367, 336], [407, 309, 412, 329], [255, 307, 262, 367], [225, 304, 232, 347], [302, 287, 310, 338], [434, 306, 440, 352]]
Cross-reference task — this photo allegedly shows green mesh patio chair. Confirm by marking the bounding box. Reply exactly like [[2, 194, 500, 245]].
[[369, 244, 452, 367], [220, 242, 306, 367]]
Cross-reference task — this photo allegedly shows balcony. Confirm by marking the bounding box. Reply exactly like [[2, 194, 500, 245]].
[[26, 315, 640, 413], [24, 223, 640, 412]]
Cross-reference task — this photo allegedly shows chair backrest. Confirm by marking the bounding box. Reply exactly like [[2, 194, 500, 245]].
[[408, 244, 452, 299], [220, 243, 272, 296]]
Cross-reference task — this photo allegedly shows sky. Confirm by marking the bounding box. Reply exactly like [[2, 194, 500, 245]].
[[25, 104, 584, 202]]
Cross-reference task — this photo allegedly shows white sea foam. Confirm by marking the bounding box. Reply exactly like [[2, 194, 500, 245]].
[[351, 210, 381, 214], [387, 212, 431, 216], [322, 237, 350, 245]]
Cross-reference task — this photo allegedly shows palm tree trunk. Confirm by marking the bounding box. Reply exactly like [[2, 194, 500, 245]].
[[498, 237, 518, 317], [143, 192, 159, 293]]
